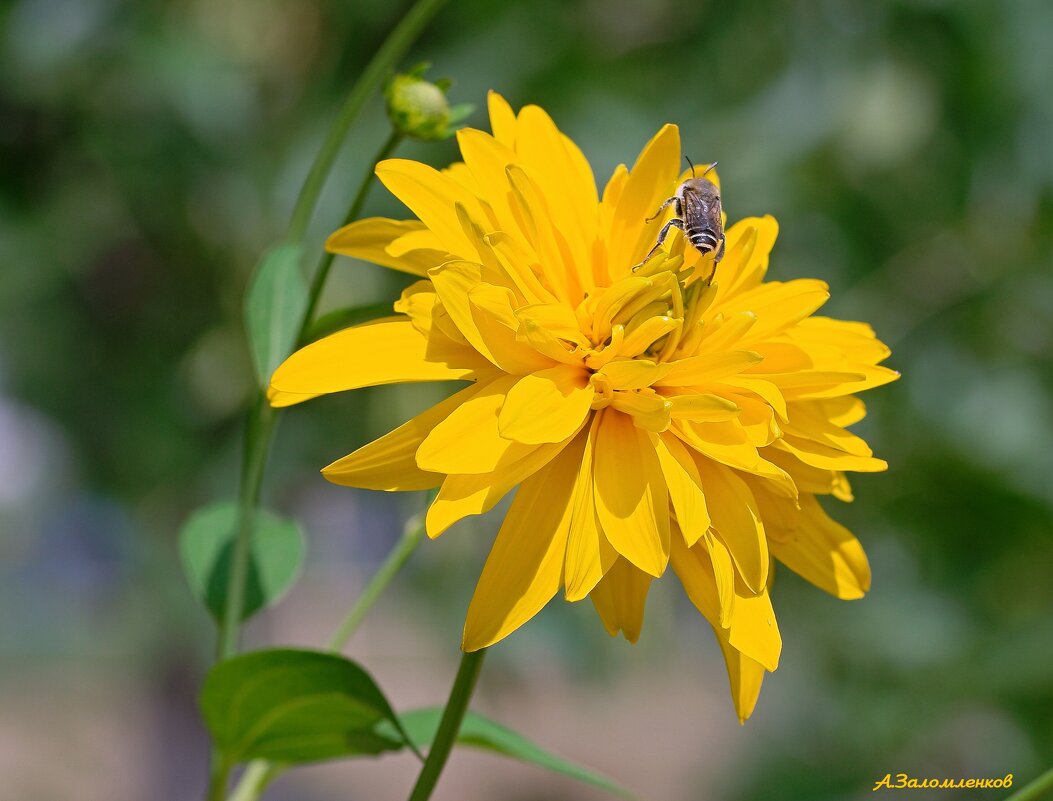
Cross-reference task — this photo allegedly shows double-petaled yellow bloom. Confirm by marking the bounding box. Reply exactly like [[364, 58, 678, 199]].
[[270, 92, 897, 721]]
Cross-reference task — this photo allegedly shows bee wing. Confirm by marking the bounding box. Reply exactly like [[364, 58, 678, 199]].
[[682, 188, 723, 234]]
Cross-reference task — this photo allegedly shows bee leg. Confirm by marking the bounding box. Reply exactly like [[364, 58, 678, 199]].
[[633, 218, 684, 271], [645, 196, 679, 223], [701, 233, 727, 286]]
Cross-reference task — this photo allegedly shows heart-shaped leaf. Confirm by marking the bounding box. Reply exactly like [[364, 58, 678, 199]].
[[179, 502, 304, 622], [244, 241, 307, 386], [201, 649, 416, 765], [389, 708, 633, 798]]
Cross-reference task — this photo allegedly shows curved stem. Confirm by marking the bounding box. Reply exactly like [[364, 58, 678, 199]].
[[327, 510, 425, 651], [299, 130, 403, 342], [1006, 767, 1053, 801], [285, 0, 448, 242], [407, 649, 488, 801]]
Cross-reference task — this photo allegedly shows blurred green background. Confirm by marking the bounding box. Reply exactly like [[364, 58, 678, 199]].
[[2, 0, 1052, 799]]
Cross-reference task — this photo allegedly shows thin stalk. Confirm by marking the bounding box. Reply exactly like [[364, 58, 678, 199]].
[[227, 762, 279, 801], [217, 398, 278, 659], [299, 130, 403, 341], [406, 649, 488, 801], [1006, 767, 1053, 801], [285, 0, 448, 242], [327, 510, 425, 651], [207, 756, 232, 801]]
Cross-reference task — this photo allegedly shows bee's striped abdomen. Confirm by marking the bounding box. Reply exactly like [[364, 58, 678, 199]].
[[687, 225, 720, 254]]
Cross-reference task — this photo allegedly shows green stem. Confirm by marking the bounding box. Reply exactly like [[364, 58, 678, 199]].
[[217, 397, 278, 660], [1006, 767, 1053, 801], [207, 755, 232, 801], [298, 130, 403, 342], [407, 649, 488, 801], [227, 762, 279, 801], [285, 0, 449, 242], [327, 510, 425, 651]]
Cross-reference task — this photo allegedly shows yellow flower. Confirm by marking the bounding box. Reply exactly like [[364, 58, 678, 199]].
[[270, 92, 898, 722]]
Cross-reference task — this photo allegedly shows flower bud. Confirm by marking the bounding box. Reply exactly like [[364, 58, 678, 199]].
[[385, 64, 472, 141]]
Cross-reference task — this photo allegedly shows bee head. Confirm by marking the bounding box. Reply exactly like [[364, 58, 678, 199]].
[[681, 177, 720, 201]]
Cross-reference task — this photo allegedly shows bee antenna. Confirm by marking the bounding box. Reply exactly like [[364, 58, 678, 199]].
[[703, 161, 718, 176], [685, 156, 696, 178]]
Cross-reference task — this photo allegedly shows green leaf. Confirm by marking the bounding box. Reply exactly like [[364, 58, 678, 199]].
[[244, 241, 307, 386], [179, 502, 305, 622], [202, 649, 416, 765], [301, 301, 394, 344], [388, 708, 633, 798]]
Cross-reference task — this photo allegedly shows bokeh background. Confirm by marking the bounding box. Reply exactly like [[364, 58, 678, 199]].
[[2, 0, 1052, 799]]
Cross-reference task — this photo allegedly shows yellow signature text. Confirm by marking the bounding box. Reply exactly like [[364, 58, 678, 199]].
[[873, 773, 1013, 791]]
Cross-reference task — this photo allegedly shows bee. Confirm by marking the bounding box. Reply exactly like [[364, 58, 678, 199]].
[[635, 158, 725, 278]]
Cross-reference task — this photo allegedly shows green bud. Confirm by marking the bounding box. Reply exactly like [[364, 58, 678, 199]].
[[385, 64, 473, 141]]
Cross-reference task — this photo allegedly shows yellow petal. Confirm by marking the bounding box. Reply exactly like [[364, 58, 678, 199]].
[[718, 279, 831, 343], [468, 284, 554, 375], [655, 351, 763, 387], [461, 432, 586, 651], [704, 532, 736, 627], [608, 124, 681, 277], [790, 316, 892, 365], [375, 158, 487, 255], [773, 365, 900, 400], [773, 434, 888, 473], [725, 584, 781, 672], [589, 557, 652, 643], [564, 417, 618, 601], [765, 494, 871, 599], [487, 90, 517, 147], [654, 433, 711, 545], [425, 435, 577, 538], [484, 230, 558, 305], [455, 128, 522, 236], [514, 105, 597, 282], [608, 388, 672, 433], [715, 632, 766, 724], [325, 218, 445, 277], [416, 375, 531, 474], [711, 215, 779, 303], [514, 303, 588, 366], [321, 386, 475, 491], [499, 365, 594, 444], [589, 275, 652, 342], [696, 459, 769, 593], [666, 391, 741, 422], [716, 376, 788, 420], [762, 446, 848, 497], [428, 260, 494, 361], [598, 358, 674, 390], [671, 534, 780, 670], [505, 164, 580, 302], [669, 529, 735, 630], [593, 409, 670, 577], [817, 396, 867, 427], [783, 401, 873, 457], [268, 317, 481, 407]]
